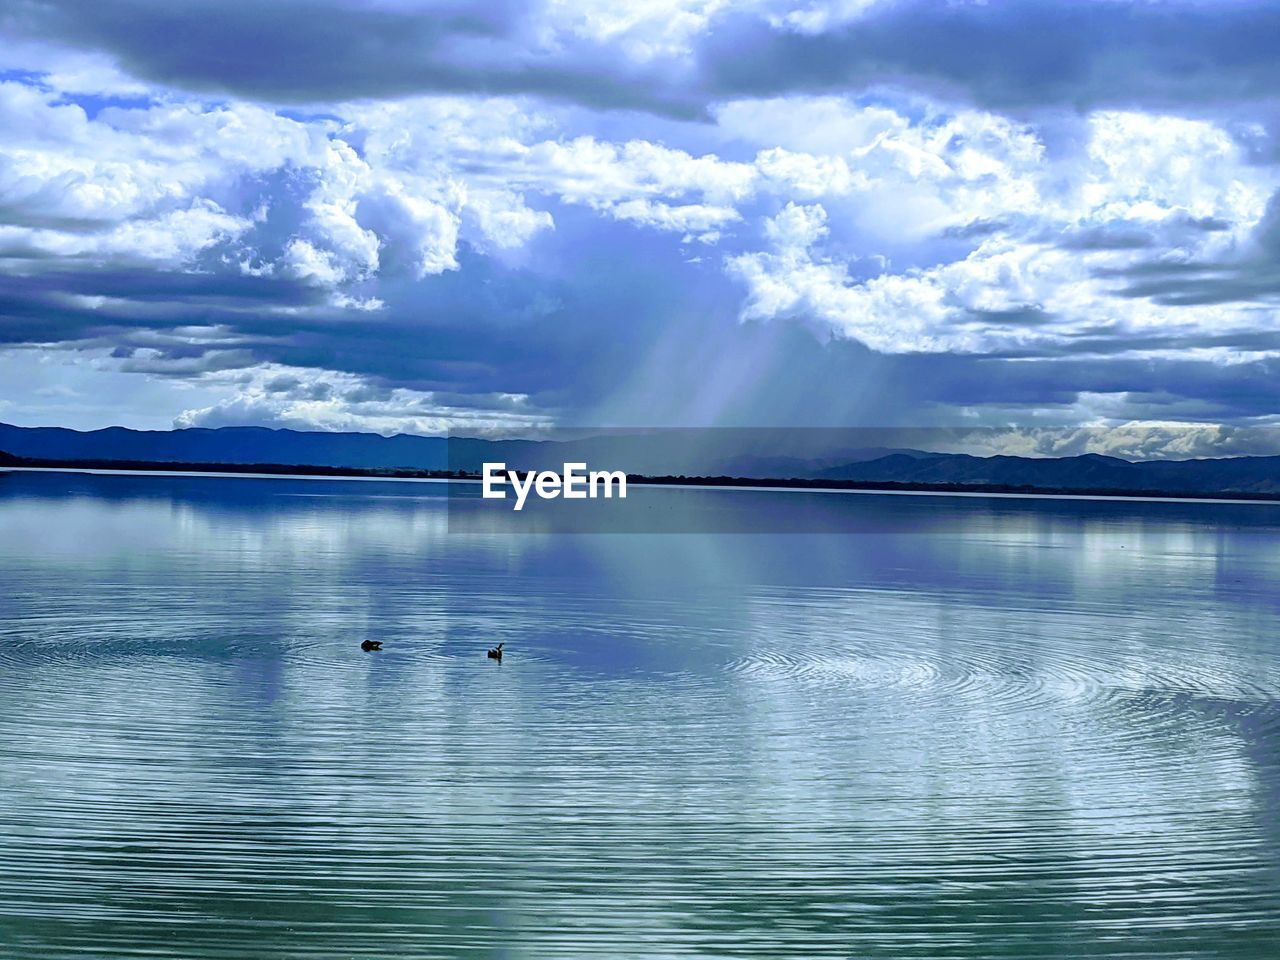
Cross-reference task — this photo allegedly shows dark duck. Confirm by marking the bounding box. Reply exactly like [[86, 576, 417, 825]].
[[361, 639, 383, 652], [487, 642, 504, 661]]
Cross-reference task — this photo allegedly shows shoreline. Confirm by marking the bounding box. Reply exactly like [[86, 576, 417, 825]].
[[5, 461, 1280, 508]]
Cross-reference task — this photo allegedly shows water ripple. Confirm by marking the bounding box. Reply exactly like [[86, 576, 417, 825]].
[[1, 474, 1279, 958]]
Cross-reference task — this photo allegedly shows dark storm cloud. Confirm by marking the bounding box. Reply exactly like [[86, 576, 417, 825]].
[[0, 265, 328, 349], [4, 0, 703, 115], [115, 349, 260, 376], [0, 207, 751, 416], [1096, 190, 1280, 306], [10, 0, 1280, 117], [5, 0, 1280, 432], [6, 201, 1280, 430], [0, 266, 324, 307], [700, 0, 1280, 113], [598, 319, 1280, 427], [1112, 266, 1280, 306], [895, 352, 1280, 421], [1051, 214, 1231, 256]]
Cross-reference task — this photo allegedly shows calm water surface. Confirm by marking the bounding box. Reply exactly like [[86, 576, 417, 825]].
[[1, 470, 1279, 958]]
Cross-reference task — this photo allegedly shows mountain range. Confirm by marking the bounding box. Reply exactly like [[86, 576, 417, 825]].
[[0, 423, 920, 476], [4, 422, 1280, 497]]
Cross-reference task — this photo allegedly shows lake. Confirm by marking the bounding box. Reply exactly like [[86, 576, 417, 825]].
[[1, 469, 1279, 958]]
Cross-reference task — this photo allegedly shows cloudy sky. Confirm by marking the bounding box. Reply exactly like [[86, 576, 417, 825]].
[[3, 0, 1280, 454]]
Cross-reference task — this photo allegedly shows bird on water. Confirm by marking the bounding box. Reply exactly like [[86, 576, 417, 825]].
[[361, 640, 383, 652], [487, 642, 504, 661]]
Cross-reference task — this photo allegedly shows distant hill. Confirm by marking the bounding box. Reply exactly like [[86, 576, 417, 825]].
[[0, 423, 927, 477], [0, 422, 452, 470], [5, 422, 1280, 497], [717, 448, 929, 477], [818, 451, 1280, 494]]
